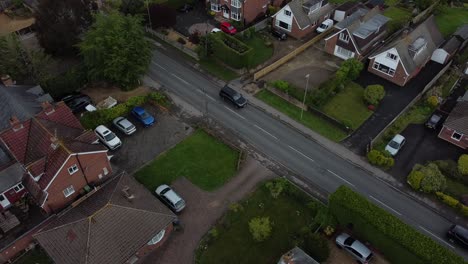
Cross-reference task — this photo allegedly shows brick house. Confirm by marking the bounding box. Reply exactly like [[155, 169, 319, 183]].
[[34, 172, 176, 264], [0, 149, 27, 211], [209, 0, 269, 25], [0, 101, 112, 214], [367, 15, 443, 86], [272, 0, 334, 39], [324, 7, 389, 60], [438, 101, 468, 149]]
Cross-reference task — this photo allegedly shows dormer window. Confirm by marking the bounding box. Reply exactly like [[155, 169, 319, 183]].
[[339, 33, 349, 43], [408, 37, 427, 58], [386, 53, 398, 60], [284, 10, 291, 16]]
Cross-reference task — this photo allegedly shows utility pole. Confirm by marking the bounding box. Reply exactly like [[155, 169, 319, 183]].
[[301, 74, 310, 120], [146, 0, 152, 30]]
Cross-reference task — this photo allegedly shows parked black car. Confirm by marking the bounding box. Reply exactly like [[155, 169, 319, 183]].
[[177, 3, 193, 12], [219, 85, 247, 108], [61, 93, 92, 113], [425, 113, 442, 129], [271, 28, 287, 40], [447, 225, 468, 249]]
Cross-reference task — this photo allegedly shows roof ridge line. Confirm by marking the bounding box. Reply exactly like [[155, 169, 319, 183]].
[[33, 118, 73, 155], [109, 204, 176, 218]]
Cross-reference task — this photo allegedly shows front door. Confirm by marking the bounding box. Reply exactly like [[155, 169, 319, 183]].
[[223, 8, 229, 18]]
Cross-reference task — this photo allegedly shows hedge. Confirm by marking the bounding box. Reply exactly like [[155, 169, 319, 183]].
[[210, 33, 253, 69], [436, 192, 468, 217], [80, 92, 167, 129], [329, 186, 465, 264]]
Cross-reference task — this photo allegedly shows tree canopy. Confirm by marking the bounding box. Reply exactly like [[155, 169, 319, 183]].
[[79, 12, 151, 89]]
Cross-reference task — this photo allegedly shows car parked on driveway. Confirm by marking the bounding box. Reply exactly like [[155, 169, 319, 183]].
[[316, 19, 334, 33], [211, 27, 221, 33], [94, 125, 122, 150], [385, 134, 406, 156], [425, 113, 442, 129], [219, 85, 247, 108], [447, 225, 468, 249], [155, 184, 186, 213], [335, 233, 373, 264], [220, 22, 237, 35], [61, 93, 93, 113], [113, 117, 136, 135], [132, 106, 155, 127], [271, 28, 287, 40]]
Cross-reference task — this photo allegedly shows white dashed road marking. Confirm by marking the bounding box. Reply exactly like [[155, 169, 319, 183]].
[[224, 106, 246, 120], [419, 226, 455, 249], [327, 169, 355, 187], [254, 125, 278, 140], [171, 74, 189, 85], [288, 145, 315, 162]]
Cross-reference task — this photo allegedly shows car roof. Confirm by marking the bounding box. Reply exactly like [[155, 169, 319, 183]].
[[392, 134, 405, 143], [222, 85, 239, 96], [164, 189, 183, 204], [133, 106, 145, 114], [454, 225, 468, 238], [95, 125, 111, 134], [350, 240, 372, 258], [221, 22, 231, 26], [116, 117, 133, 128]]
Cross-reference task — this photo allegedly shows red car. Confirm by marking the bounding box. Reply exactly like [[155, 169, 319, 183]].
[[220, 22, 237, 35]]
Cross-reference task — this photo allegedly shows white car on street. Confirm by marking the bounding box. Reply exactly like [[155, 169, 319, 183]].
[[385, 134, 406, 156], [94, 125, 122, 150]]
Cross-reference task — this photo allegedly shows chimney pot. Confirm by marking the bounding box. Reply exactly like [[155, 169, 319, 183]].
[[9, 116, 24, 132]]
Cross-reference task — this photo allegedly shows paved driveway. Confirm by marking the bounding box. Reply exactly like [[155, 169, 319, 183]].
[[342, 61, 445, 154], [174, 3, 216, 36], [141, 157, 276, 264]]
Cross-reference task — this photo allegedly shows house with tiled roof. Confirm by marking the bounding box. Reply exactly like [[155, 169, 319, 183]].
[[438, 100, 468, 149], [34, 172, 176, 264], [272, 0, 334, 39], [0, 101, 112, 214]]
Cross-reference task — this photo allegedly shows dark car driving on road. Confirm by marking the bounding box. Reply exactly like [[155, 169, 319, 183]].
[[447, 225, 468, 249], [219, 85, 247, 108]]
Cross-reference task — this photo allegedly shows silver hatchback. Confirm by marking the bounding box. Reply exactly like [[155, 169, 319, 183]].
[[336, 233, 373, 264], [113, 117, 136, 135]]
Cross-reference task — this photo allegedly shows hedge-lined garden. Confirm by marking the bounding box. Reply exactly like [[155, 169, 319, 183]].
[[210, 33, 253, 69], [329, 186, 464, 264]]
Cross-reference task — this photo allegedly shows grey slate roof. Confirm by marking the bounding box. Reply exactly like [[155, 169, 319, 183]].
[[371, 15, 443, 74], [34, 172, 176, 264], [454, 24, 468, 41], [353, 14, 390, 38], [444, 101, 468, 135], [0, 162, 23, 193], [0, 85, 53, 131], [440, 36, 462, 54], [288, 0, 333, 29], [335, 8, 369, 30]]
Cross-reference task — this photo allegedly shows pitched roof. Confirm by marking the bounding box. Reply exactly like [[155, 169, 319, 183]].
[[454, 24, 468, 41], [440, 36, 462, 54], [35, 172, 176, 264], [371, 15, 444, 74], [335, 8, 369, 30], [444, 101, 468, 135], [0, 102, 106, 190], [287, 0, 333, 29]]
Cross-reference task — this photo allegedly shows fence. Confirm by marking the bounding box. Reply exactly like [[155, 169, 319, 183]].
[[370, 61, 453, 147], [146, 28, 199, 60], [241, 17, 271, 34], [253, 28, 334, 81]]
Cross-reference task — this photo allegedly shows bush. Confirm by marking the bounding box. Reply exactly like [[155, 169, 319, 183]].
[[248, 217, 272, 242], [364, 85, 385, 106], [458, 154, 468, 175], [189, 31, 200, 44], [435, 192, 460, 208], [302, 233, 330, 262], [407, 170, 425, 190], [265, 178, 289, 198], [312, 206, 337, 229], [177, 37, 186, 45], [367, 149, 394, 169], [229, 202, 244, 212], [309, 77, 341, 108], [210, 33, 253, 69], [461, 204, 468, 217], [339, 58, 364, 82], [418, 163, 446, 193], [434, 160, 464, 181], [426, 95, 439, 108], [329, 186, 464, 264]]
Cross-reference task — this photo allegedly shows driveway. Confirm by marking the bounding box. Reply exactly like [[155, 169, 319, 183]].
[[174, 3, 216, 36], [141, 157, 276, 264], [110, 105, 193, 173], [342, 61, 445, 154]]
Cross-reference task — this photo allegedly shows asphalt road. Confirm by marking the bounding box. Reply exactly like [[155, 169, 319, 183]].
[[147, 48, 468, 260]]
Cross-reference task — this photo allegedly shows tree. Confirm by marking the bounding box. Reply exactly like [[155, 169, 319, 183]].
[[148, 4, 177, 29], [426, 95, 439, 109], [419, 163, 446, 193], [458, 154, 468, 175], [341, 58, 364, 81], [35, 0, 93, 56], [367, 149, 394, 169], [79, 12, 151, 90], [364, 84, 385, 105], [249, 217, 272, 242], [120, 0, 145, 15], [407, 169, 425, 190]]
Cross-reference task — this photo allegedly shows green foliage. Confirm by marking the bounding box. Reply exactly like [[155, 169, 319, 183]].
[[364, 84, 385, 105], [209, 33, 253, 69], [79, 12, 151, 90], [418, 163, 446, 193], [249, 217, 272, 242], [268, 4, 279, 15], [435, 192, 460, 208], [329, 186, 465, 264], [312, 206, 337, 228], [426, 95, 439, 108], [301, 233, 330, 262], [229, 202, 244, 213], [265, 178, 289, 198], [340, 58, 364, 81], [309, 77, 340, 108], [367, 149, 394, 169], [177, 37, 187, 45], [458, 154, 468, 175], [147, 91, 169, 107], [208, 227, 219, 240], [407, 170, 425, 190], [271, 80, 290, 92], [119, 0, 144, 15], [42, 65, 88, 99]]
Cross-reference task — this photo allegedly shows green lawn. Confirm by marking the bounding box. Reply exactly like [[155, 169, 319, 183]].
[[136, 130, 239, 191], [322, 82, 372, 130], [244, 35, 274, 68], [445, 178, 468, 200], [14, 248, 52, 264], [199, 58, 239, 81], [196, 181, 320, 264], [435, 7, 468, 37], [255, 89, 348, 142], [384, 6, 411, 32]]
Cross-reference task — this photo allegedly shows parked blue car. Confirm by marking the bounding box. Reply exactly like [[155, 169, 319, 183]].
[[131, 106, 155, 127]]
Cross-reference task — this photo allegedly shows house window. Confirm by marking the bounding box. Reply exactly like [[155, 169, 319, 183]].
[[63, 185, 75, 198], [211, 3, 221, 12], [277, 20, 291, 31], [336, 46, 353, 59], [231, 0, 241, 8], [13, 183, 24, 193], [452, 131, 463, 141], [373, 62, 395, 76], [68, 164, 78, 175], [284, 10, 291, 16], [386, 53, 398, 60], [0, 195, 5, 201], [231, 12, 241, 21], [147, 229, 166, 245], [339, 33, 350, 43]]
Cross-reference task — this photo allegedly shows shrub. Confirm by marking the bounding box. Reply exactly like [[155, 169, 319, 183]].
[[177, 37, 186, 45], [364, 84, 385, 106], [367, 149, 394, 169], [267, 4, 279, 15], [147, 92, 168, 107], [309, 77, 341, 108], [208, 227, 219, 240], [229, 202, 244, 212], [271, 80, 289, 93], [435, 192, 460, 208], [329, 186, 464, 264], [407, 170, 425, 190], [41, 65, 88, 99], [338, 58, 364, 82], [426, 95, 439, 108], [265, 178, 289, 198], [248, 217, 272, 242], [461, 204, 468, 217], [302, 233, 330, 262], [434, 160, 464, 181], [312, 206, 337, 229], [458, 154, 468, 175], [189, 31, 200, 44], [419, 163, 446, 193], [210, 33, 253, 68]]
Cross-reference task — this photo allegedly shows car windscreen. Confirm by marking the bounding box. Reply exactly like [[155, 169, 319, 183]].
[[104, 132, 116, 141], [388, 140, 400, 149], [175, 200, 185, 208], [140, 111, 150, 119], [160, 187, 170, 195], [344, 237, 355, 246], [366, 253, 373, 261], [228, 26, 234, 30]]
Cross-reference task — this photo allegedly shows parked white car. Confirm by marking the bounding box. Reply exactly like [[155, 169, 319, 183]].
[[155, 184, 186, 213], [385, 134, 406, 156], [316, 19, 334, 33], [113, 117, 136, 135], [211, 28, 221, 33], [94, 125, 122, 150]]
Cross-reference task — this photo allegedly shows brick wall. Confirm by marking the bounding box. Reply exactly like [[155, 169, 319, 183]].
[[243, 0, 269, 24], [367, 57, 408, 86], [438, 126, 468, 149]]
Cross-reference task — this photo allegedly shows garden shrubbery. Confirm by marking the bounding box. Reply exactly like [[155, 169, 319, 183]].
[[367, 149, 394, 169], [407, 163, 446, 193], [364, 84, 385, 106], [210, 33, 253, 68]]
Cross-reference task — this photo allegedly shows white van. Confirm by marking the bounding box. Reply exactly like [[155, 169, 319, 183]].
[[316, 19, 334, 33]]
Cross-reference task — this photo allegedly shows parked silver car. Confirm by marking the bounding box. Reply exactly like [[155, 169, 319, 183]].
[[155, 184, 186, 213], [335, 233, 373, 264], [112, 117, 136, 135]]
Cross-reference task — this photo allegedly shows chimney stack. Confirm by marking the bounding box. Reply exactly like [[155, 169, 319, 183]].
[[9, 116, 24, 132], [41, 101, 55, 115]]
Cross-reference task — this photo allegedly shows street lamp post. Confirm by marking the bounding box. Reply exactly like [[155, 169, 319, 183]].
[[300, 74, 310, 120], [146, 0, 152, 30]]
